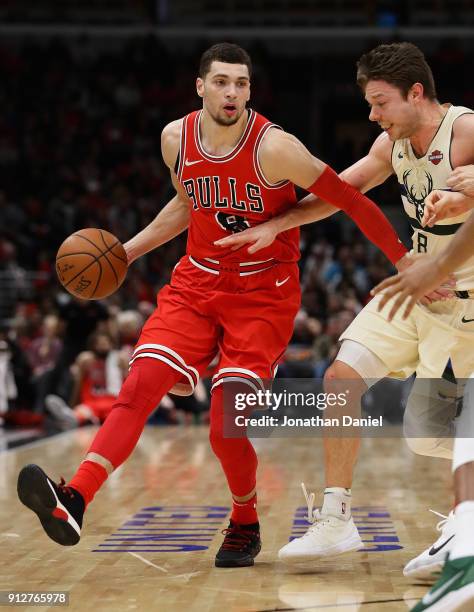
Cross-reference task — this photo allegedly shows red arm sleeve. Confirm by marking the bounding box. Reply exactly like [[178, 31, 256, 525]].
[[308, 165, 407, 265]]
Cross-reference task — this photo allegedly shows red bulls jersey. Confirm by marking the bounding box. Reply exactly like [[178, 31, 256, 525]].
[[80, 359, 108, 401], [176, 108, 300, 263]]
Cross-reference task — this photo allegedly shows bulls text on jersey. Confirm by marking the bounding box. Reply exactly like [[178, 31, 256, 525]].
[[183, 176, 264, 213]]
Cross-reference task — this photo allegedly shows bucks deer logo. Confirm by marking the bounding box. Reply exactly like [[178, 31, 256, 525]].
[[402, 169, 433, 223]]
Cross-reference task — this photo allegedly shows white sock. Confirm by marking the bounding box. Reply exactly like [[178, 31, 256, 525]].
[[321, 487, 352, 520], [450, 501, 474, 561]]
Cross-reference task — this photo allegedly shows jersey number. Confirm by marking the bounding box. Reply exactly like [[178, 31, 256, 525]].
[[215, 211, 250, 234], [417, 232, 428, 253]]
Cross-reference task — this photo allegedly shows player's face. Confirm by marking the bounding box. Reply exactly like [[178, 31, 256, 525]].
[[365, 80, 421, 140], [93, 335, 112, 358], [197, 61, 250, 126]]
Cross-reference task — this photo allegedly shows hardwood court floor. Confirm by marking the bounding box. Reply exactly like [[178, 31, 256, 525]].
[[0, 425, 466, 612]]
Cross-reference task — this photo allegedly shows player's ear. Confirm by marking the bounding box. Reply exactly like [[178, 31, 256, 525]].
[[196, 77, 204, 98], [410, 82, 424, 103]]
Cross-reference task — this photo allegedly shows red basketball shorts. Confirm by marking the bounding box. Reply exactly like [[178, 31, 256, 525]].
[[132, 255, 301, 395]]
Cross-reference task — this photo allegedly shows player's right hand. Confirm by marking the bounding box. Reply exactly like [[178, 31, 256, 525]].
[[214, 222, 278, 254], [371, 254, 448, 320]]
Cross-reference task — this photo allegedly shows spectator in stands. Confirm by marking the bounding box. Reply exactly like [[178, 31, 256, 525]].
[[27, 314, 63, 413], [45, 331, 127, 428], [0, 324, 32, 415]]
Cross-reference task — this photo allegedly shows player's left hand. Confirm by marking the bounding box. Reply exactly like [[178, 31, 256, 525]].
[[370, 254, 450, 321], [447, 164, 474, 197], [214, 222, 278, 254], [422, 189, 474, 227]]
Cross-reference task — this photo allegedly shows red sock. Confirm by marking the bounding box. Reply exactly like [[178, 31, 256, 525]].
[[68, 358, 180, 507], [231, 493, 258, 525], [68, 460, 108, 507]]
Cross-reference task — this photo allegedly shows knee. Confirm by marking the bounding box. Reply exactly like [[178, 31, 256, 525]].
[[405, 436, 453, 459], [324, 360, 365, 397], [403, 396, 454, 458], [324, 360, 355, 382], [208, 384, 243, 455], [113, 358, 177, 415], [404, 436, 432, 456], [208, 409, 257, 468], [324, 357, 369, 382], [209, 424, 255, 467]]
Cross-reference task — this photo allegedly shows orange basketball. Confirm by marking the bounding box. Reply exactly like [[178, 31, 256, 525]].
[[55, 228, 128, 300]]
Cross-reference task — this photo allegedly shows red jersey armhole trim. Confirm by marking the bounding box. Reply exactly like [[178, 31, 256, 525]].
[[254, 123, 290, 189], [176, 115, 189, 181]]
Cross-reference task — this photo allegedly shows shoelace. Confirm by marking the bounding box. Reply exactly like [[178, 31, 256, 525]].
[[58, 477, 75, 499], [300, 482, 331, 532], [429, 509, 449, 533], [220, 525, 257, 551], [301, 482, 316, 523]]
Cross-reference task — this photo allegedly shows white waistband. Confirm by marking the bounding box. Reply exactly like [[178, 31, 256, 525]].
[[188, 255, 276, 276]]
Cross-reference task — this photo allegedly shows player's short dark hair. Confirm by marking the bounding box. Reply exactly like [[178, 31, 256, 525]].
[[199, 43, 252, 79], [356, 42, 437, 100]]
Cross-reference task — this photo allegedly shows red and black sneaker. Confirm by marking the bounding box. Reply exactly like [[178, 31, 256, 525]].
[[215, 520, 261, 567], [17, 464, 84, 546]]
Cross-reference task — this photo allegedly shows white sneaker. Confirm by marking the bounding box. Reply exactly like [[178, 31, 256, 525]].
[[403, 510, 455, 580], [278, 483, 363, 563]]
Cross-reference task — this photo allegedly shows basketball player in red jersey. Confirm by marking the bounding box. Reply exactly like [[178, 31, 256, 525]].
[[17, 43, 408, 568]]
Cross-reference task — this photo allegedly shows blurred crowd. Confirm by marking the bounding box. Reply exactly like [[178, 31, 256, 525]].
[[0, 34, 471, 427], [2, 1, 474, 27]]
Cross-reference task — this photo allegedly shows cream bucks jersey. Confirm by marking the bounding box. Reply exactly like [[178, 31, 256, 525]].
[[392, 104, 474, 290]]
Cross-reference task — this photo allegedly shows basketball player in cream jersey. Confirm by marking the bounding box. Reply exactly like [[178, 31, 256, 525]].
[[371, 195, 474, 611], [216, 42, 474, 579], [393, 108, 474, 286]]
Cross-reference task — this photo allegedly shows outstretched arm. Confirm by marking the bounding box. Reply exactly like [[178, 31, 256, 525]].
[[124, 120, 190, 264], [214, 190, 337, 255], [372, 210, 474, 320], [280, 132, 396, 227], [124, 184, 189, 265], [215, 131, 407, 265]]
